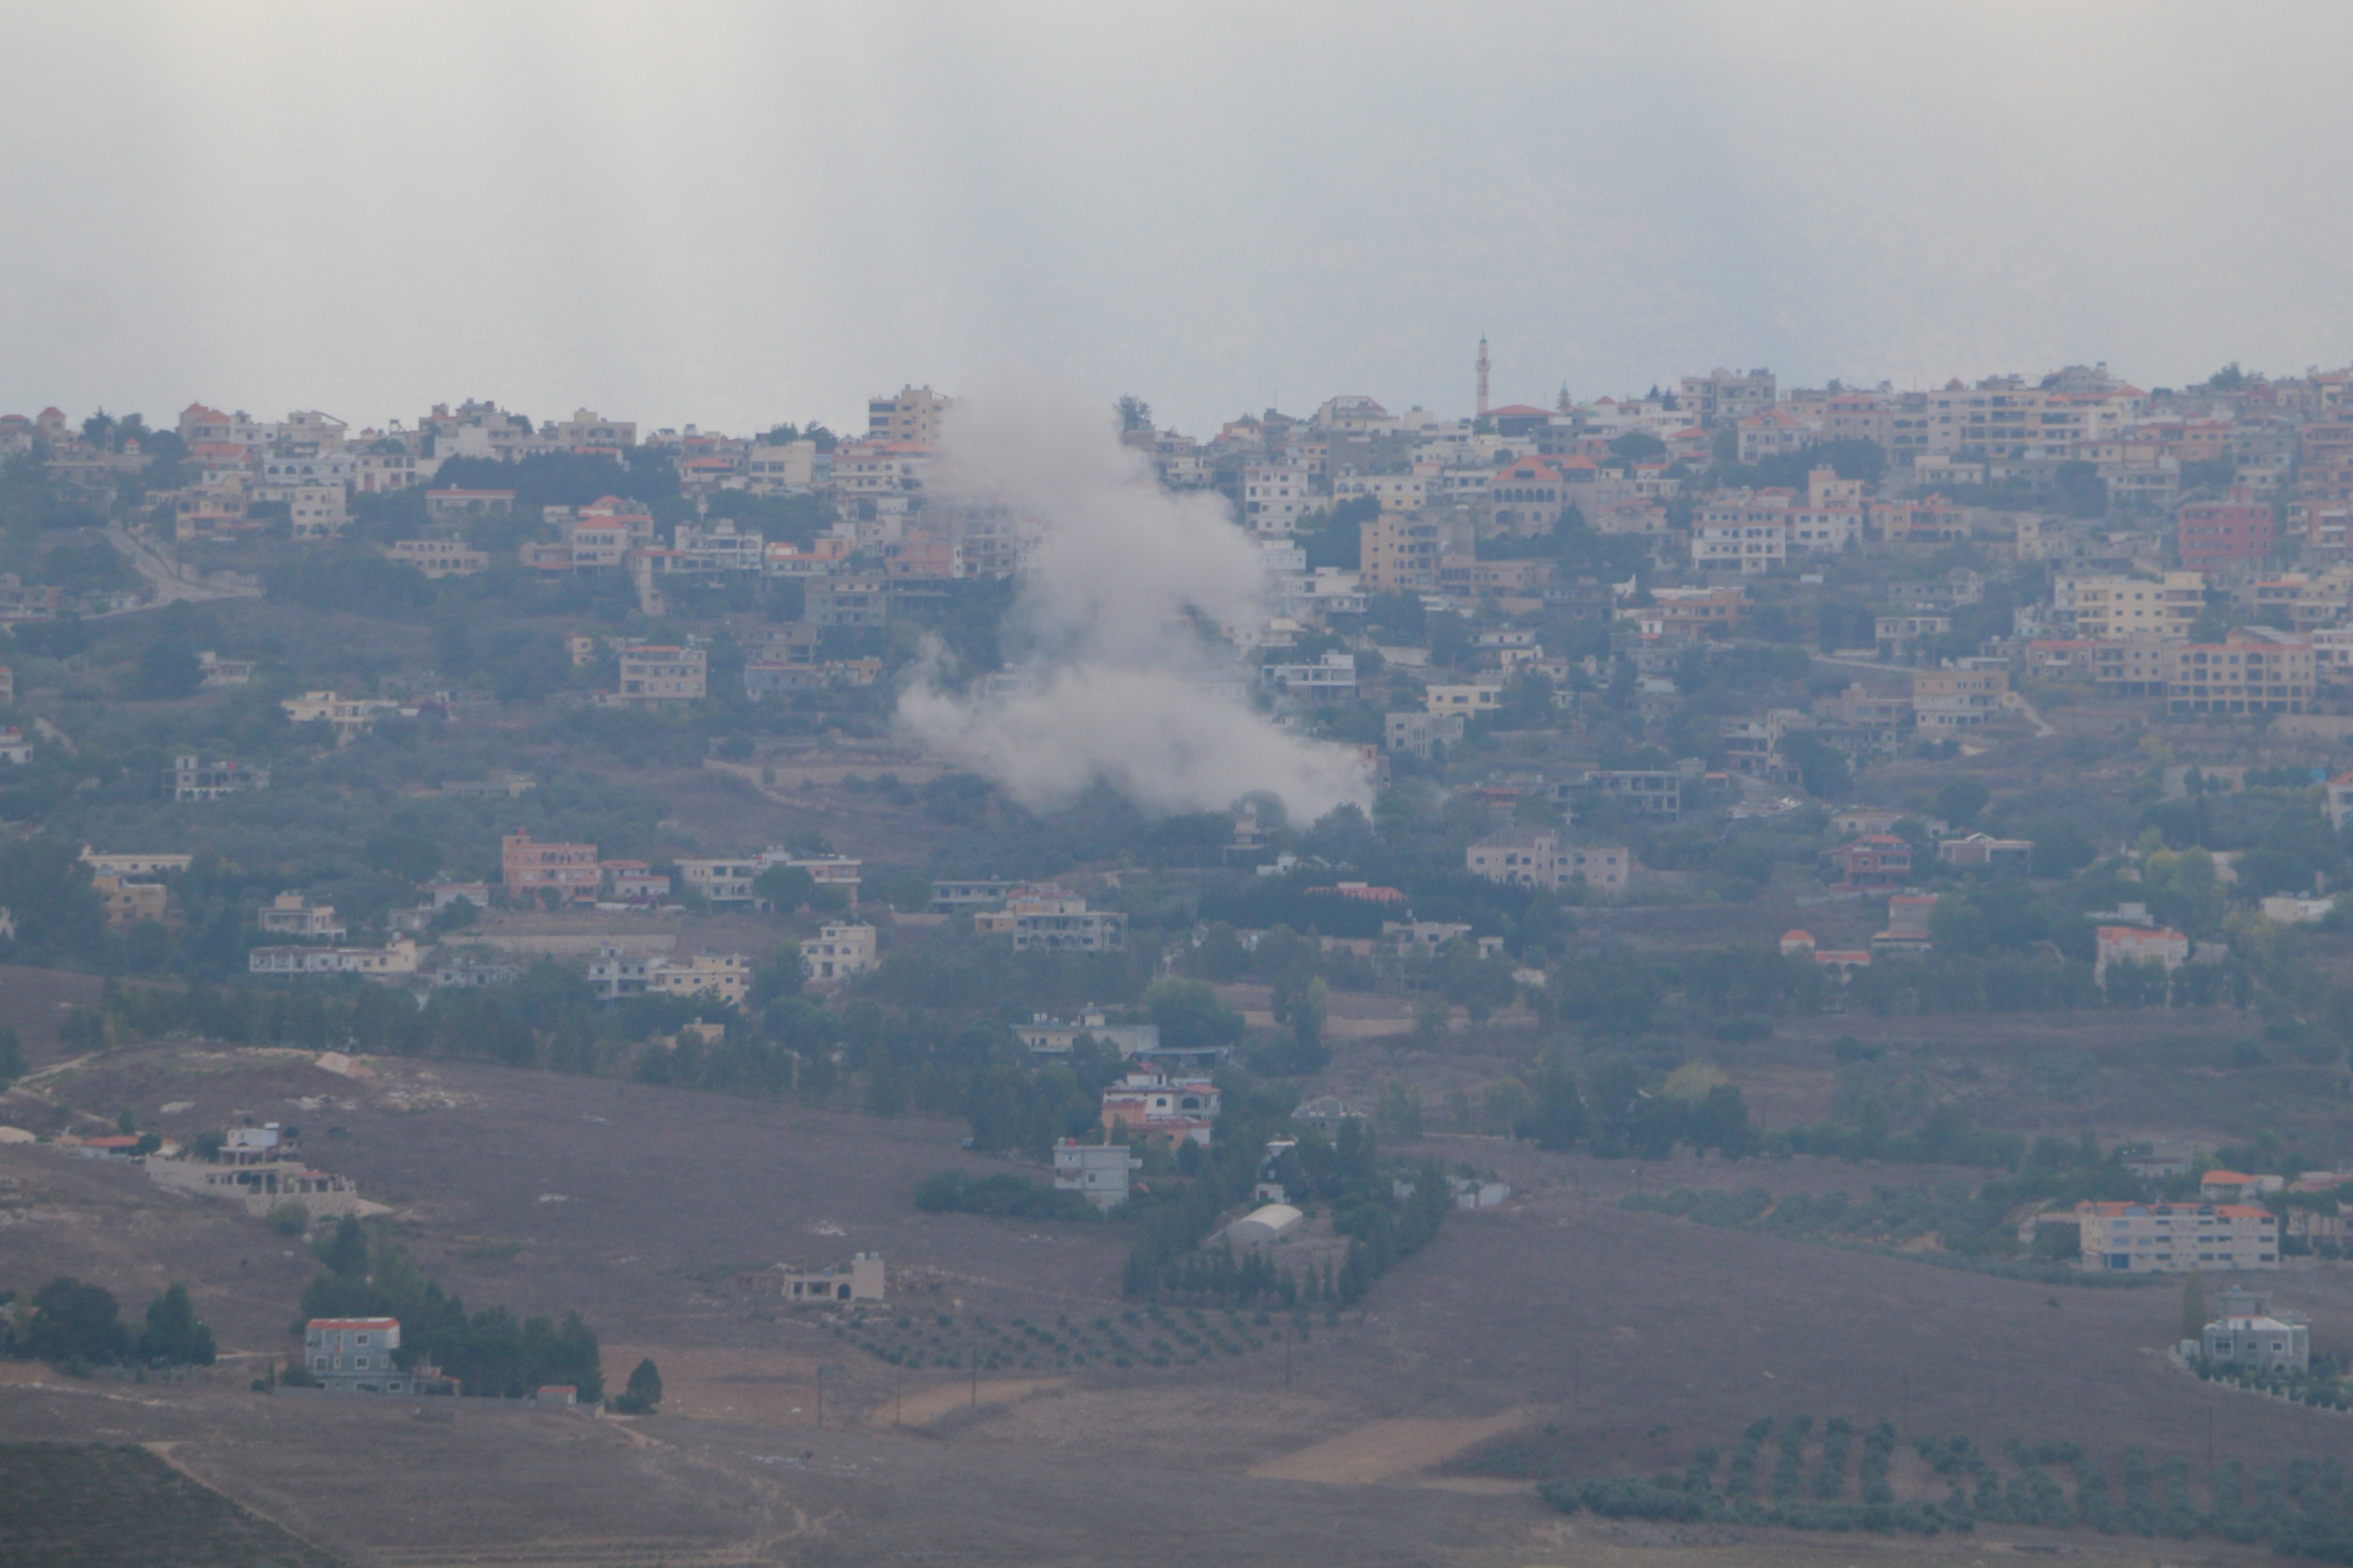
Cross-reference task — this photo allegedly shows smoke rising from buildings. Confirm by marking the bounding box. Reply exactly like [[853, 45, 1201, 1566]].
[[896, 376, 1372, 822]]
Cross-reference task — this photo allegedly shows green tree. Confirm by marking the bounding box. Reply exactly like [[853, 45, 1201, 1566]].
[[316, 1216, 369, 1278], [613, 1355, 664, 1413], [2181, 1272, 2209, 1341], [1934, 778, 1990, 829], [23, 1277, 129, 1367], [751, 864, 817, 909], [1142, 978, 1244, 1052], [1375, 1079, 1424, 1141], [135, 1282, 216, 1366], [0, 1024, 23, 1087], [364, 826, 441, 883], [1116, 395, 1153, 432], [128, 637, 203, 699]]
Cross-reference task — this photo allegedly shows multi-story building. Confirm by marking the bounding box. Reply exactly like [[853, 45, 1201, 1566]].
[[1678, 368, 1777, 428], [2059, 572, 2204, 640], [2202, 1312, 2309, 1373], [1646, 585, 1748, 637], [615, 646, 706, 704], [2177, 493, 2276, 571], [975, 889, 1127, 952], [2163, 628, 2314, 716], [1239, 462, 1318, 535], [677, 857, 762, 906], [281, 691, 404, 744], [2094, 923, 2189, 984], [1359, 513, 1444, 594], [1463, 827, 1627, 891], [804, 923, 877, 983], [809, 578, 889, 629], [1054, 1139, 1143, 1212], [389, 538, 489, 577], [866, 385, 952, 445], [2077, 1201, 2278, 1273], [1098, 1071, 1219, 1147], [502, 832, 599, 902], [648, 951, 751, 1008], [286, 484, 348, 540], [1911, 668, 2010, 731], [167, 754, 269, 801], [1690, 490, 1790, 574], [1384, 710, 1465, 756], [259, 892, 345, 939], [248, 937, 420, 979], [1261, 652, 1357, 697], [304, 1317, 412, 1394], [546, 408, 637, 449], [1487, 455, 1568, 534]]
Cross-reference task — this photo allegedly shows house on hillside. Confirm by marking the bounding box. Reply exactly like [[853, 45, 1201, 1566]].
[[305, 1317, 411, 1394], [772, 1253, 885, 1303], [1872, 895, 1936, 955], [1054, 1140, 1142, 1211], [1100, 1072, 1219, 1147], [2094, 924, 2189, 985]]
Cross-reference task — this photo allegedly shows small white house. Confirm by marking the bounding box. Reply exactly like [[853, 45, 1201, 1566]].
[[777, 1253, 885, 1303]]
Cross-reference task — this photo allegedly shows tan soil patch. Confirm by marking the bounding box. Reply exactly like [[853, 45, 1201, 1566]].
[[890, 1375, 1066, 1426], [1250, 1408, 1529, 1484]]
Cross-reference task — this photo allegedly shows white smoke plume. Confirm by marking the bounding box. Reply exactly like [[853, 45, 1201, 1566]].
[[896, 374, 1372, 822]]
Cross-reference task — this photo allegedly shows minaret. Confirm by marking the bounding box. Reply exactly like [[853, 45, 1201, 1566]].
[[1476, 335, 1491, 418]]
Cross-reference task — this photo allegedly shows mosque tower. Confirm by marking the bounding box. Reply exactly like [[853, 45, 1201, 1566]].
[[1476, 335, 1491, 418]]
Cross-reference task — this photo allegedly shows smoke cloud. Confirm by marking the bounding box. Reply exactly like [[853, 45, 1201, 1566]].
[[896, 375, 1372, 822]]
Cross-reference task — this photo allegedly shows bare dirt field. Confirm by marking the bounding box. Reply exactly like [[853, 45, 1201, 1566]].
[[5, 1039, 2349, 1565], [1250, 1407, 1530, 1482]]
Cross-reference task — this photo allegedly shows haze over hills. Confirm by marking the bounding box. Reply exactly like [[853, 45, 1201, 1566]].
[[9, 5, 2353, 1564]]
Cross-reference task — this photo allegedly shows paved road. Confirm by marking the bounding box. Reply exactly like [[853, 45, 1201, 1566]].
[[105, 526, 262, 607]]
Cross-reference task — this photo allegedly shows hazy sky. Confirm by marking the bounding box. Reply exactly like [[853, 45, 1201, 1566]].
[[7, 2, 2352, 438]]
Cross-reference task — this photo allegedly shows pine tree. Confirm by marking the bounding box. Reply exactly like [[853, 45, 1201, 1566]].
[[2182, 1272, 2209, 1342], [614, 1357, 662, 1413]]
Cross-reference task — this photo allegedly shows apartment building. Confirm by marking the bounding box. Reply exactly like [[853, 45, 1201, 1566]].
[[976, 889, 1127, 953], [2163, 628, 2315, 715], [1360, 514, 1445, 594], [1690, 491, 1790, 574], [804, 923, 877, 982], [1911, 668, 2010, 731], [677, 857, 762, 906], [249, 936, 420, 979], [616, 646, 706, 704], [389, 537, 489, 577], [168, 754, 268, 801], [866, 385, 952, 444], [502, 832, 599, 902], [648, 951, 752, 1007], [2177, 494, 2276, 571], [2060, 572, 2204, 640], [1678, 368, 1777, 428], [258, 893, 345, 939], [2077, 1201, 2278, 1273]]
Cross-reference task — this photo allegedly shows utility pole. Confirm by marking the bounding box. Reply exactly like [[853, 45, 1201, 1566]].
[[1901, 1372, 1909, 1436], [1284, 1331, 1293, 1390]]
